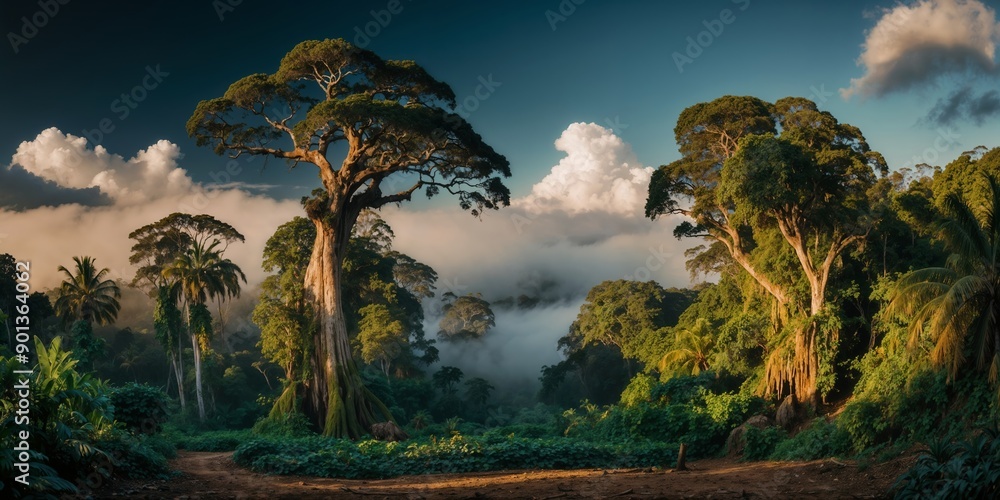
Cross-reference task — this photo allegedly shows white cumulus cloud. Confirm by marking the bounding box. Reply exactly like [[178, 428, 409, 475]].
[[11, 128, 194, 205], [842, 0, 1000, 99], [517, 122, 653, 217], [1, 129, 301, 290]]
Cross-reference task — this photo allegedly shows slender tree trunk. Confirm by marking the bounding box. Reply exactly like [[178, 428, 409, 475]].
[[176, 334, 186, 409], [216, 298, 232, 353], [192, 330, 206, 422], [301, 219, 393, 438]]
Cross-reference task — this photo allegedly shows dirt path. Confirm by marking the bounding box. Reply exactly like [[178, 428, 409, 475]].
[[100, 450, 913, 499]]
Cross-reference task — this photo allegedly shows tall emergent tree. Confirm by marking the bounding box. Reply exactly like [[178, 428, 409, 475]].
[[188, 39, 510, 437], [646, 96, 886, 406], [129, 213, 245, 409], [164, 240, 246, 422]]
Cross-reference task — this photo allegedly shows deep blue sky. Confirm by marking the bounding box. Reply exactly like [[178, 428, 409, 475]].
[[1, 0, 997, 202]]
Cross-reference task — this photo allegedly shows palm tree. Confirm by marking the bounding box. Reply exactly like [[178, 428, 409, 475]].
[[54, 256, 121, 326], [659, 318, 715, 377], [887, 173, 1000, 387], [163, 239, 246, 421]]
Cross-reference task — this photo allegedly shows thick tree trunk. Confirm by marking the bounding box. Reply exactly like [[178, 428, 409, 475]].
[[301, 220, 393, 438], [792, 323, 819, 408]]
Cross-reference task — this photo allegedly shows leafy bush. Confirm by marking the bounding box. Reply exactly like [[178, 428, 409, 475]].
[[109, 383, 170, 435], [652, 373, 717, 405], [770, 419, 850, 461], [0, 338, 118, 498], [563, 377, 758, 458], [563, 402, 723, 456], [837, 400, 889, 453], [742, 426, 786, 461], [511, 404, 560, 426], [94, 435, 171, 480], [252, 412, 315, 438], [894, 432, 1000, 499], [699, 390, 765, 430], [483, 424, 558, 439], [620, 373, 659, 407], [141, 434, 177, 460], [233, 435, 678, 479], [892, 370, 950, 441], [168, 429, 253, 451]]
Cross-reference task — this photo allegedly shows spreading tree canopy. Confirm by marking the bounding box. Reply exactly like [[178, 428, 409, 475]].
[[646, 95, 886, 405], [188, 39, 510, 437]]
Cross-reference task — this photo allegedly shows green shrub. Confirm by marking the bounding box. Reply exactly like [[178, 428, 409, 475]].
[[483, 424, 558, 439], [232, 435, 678, 479], [0, 338, 118, 498], [699, 391, 764, 430], [620, 373, 659, 407], [743, 426, 786, 461], [892, 370, 949, 442], [95, 436, 171, 479], [563, 402, 723, 456], [837, 400, 889, 453], [894, 432, 1000, 499], [141, 434, 177, 460], [252, 412, 315, 438], [770, 419, 850, 461], [169, 429, 253, 451], [651, 373, 716, 405], [109, 383, 170, 435]]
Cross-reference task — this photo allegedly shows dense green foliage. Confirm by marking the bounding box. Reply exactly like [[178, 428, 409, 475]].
[[0, 338, 172, 498], [894, 431, 1000, 499], [233, 434, 677, 479], [8, 91, 1000, 496], [109, 383, 170, 435]]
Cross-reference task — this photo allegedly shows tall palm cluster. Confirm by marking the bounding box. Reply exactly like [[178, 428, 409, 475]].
[[54, 236, 245, 423], [889, 174, 1000, 387], [163, 240, 246, 421]]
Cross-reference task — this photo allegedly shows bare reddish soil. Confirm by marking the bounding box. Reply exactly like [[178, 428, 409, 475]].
[[98, 450, 915, 499]]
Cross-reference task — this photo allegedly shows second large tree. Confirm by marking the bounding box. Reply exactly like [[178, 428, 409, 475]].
[[187, 39, 511, 437], [646, 96, 886, 406]]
